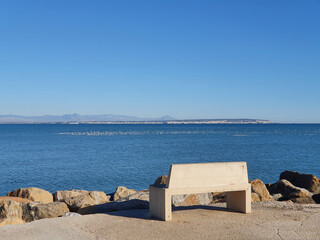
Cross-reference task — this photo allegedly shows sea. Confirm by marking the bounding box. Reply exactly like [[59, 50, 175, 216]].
[[1, 124, 320, 196]]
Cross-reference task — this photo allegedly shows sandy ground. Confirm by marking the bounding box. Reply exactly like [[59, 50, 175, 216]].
[[1, 202, 320, 240]]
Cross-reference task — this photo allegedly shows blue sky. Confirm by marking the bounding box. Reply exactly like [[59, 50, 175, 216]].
[[0, 1, 319, 122]]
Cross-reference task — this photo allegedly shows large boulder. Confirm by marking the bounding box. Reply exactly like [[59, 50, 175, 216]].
[[280, 170, 320, 193], [154, 175, 168, 185], [22, 202, 39, 222], [312, 193, 320, 204], [118, 191, 149, 202], [21, 201, 69, 222], [172, 193, 213, 207], [251, 193, 260, 202], [0, 200, 25, 226], [212, 192, 226, 203], [53, 190, 89, 202], [7, 188, 53, 204], [63, 191, 110, 212], [31, 202, 69, 220], [172, 194, 200, 207], [113, 186, 138, 201], [78, 199, 149, 215], [268, 179, 312, 201], [250, 179, 273, 202], [0, 196, 31, 204], [0, 200, 70, 225]]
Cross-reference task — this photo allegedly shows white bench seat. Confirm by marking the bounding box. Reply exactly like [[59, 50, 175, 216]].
[[149, 162, 251, 221]]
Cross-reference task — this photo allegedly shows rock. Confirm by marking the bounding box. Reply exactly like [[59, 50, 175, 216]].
[[0, 200, 24, 221], [0, 199, 27, 226], [64, 191, 110, 212], [7, 188, 53, 204], [268, 179, 312, 201], [154, 175, 168, 185], [0, 196, 31, 203], [271, 193, 283, 201], [280, 170, 320, 193], [113, 186, 138, 201], [22, 202, 39, 222], [172, 193, 213, 207], [118, 191, 149, 202], [31, 202, 69, 220], [53, 190, 89, 202], [312, 193, 320, 204], [1, 199, 69, 225], [78, 199, 149, 215], [250, 179, 273, 202], [291, 197, 316, 204], [88, 191, 110, 204], [21, 201, 69, 222], [251, 193, 260, 202], [61, 212, 82, 217], [172, 194, 199, 207], [212, 192, 226, 203], [198, 193, 213, 205]]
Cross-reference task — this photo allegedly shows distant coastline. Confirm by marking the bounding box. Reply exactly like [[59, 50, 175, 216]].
[[0, 119, 272, 124], [0, 114, 271, 124], [62, 119, 272, 125]]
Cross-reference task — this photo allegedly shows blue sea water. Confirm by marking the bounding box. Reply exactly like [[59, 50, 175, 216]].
[[0, 124, 320, 196]]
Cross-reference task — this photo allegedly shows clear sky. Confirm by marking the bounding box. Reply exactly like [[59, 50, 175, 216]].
[[0, 1, 319, 122]]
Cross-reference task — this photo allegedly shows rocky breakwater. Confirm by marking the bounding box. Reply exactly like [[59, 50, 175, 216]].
[[0, 186, 147, 226], [2, 170, 320, 226], [1, 188, 68, 226], [267, 170, 320, 204], [153, 171, 320, 206]]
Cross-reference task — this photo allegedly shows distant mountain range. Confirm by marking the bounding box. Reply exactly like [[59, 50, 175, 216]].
[[0, 114, 175, 123], [0, 114, 271, 124]]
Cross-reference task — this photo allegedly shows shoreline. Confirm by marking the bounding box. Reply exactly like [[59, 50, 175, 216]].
[[1, 170, 320, 239], [1, 170, 320, 225]]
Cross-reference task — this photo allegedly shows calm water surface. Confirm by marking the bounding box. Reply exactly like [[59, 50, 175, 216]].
[[0, 124, 320, 195]]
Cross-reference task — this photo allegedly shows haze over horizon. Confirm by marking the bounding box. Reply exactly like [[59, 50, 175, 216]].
[[1, 1, 319, 123], [0, 113, 307, 124]]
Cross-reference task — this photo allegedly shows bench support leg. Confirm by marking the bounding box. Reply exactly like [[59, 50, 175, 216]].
[[226, 189, 251, 213], [149, 186, 172, 221]]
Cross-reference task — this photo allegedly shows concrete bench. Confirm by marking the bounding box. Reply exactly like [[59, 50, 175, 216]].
[[149, 162, 251, 221]]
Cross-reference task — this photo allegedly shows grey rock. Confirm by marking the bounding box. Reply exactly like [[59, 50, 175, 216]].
[[172, 193, 213, 207], [29, 202, 69, 220], [118, 191, 149, 202], [113, 186, 138, 201], [272, 193, 283, 201], [61, 212, 82, 217], [198, 193, 213, 205]]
